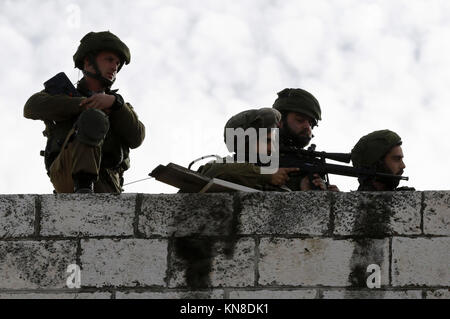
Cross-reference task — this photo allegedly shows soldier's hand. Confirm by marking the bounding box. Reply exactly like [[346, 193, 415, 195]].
[[80, 93, 115, 112], [300, 174, 327, 191], [270, 168, 299, 186]]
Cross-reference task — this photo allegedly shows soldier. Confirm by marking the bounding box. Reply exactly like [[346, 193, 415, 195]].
[[199, 107, 301, 191], [351, 130, 413, 191], [24, 31, 145, 193], [273, 88, 338, 191]]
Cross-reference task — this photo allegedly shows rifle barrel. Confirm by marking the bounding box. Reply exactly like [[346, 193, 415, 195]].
[[279, 158, 409, 181], [323, 162, 409, 180], [284, 148, 351, 163]]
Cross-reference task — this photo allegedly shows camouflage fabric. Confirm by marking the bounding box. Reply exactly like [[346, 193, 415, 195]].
[[351, 130, 401, 168], [273, 88, 321, 126]]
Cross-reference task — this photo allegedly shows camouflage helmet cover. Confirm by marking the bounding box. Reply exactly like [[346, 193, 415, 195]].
[[351, 129, 402, 168], [223, 108, 281, 144], [272, 88, 322, 125], [73, 31, 131, 71]]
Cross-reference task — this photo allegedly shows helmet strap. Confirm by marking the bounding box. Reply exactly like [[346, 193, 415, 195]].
[[83, 53, 115, 89]]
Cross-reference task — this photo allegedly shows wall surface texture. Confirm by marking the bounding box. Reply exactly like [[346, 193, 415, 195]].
[[0, 192, 448, 299]]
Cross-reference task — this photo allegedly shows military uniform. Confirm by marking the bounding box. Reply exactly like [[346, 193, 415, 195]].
[[272, 88, 323, 191], [199, 161, 276, 191], [23, 31, 145, 193], [351, 130, 413, 191], [199, 108, 286, 191]]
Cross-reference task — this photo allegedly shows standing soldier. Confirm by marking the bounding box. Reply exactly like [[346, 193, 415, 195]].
[[351, 130, 413, 191], [273, 88, 338, 191], [24, 31, 145, 193]]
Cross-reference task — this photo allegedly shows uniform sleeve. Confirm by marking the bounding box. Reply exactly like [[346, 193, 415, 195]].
[[108, 102, 146, 149], [200, 162, 272, 189], [23, 91, 85, 121]]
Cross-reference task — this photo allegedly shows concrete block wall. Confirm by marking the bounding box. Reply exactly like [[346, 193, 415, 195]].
[[0, 192, 448, 299]]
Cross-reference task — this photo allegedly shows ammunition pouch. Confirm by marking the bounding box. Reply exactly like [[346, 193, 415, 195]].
[[42, 120, 74, 172]]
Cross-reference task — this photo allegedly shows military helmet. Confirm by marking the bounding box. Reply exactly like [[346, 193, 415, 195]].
[[73, 31, 131, 71], [223, 108, 281, 146], [351, 130, 402, 168], [272, 88, 322, 126]]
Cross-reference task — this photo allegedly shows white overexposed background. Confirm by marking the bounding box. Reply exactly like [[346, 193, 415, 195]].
[[0, 0, 448, 194]]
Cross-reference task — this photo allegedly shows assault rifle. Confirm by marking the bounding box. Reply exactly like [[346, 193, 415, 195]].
[[278, 144, 408, 187], [150, 162, 261, 193]]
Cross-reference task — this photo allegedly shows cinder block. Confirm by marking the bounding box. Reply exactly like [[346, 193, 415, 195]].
[[0, 292, 111, 299], [425, 289, 450, 299], [333, 192, 421, 236], [169, 238, 255, 288], [424, 192, 450, 235], [0, 240, 77, 289], [228, 289, 317, 299], [41, 194, 135, 237], [116, 290, 224, 299], [392, 237, 450, 286], [139, 194, 234, 237], [259, 238, 389, 287], [238, 192, 330, 235], [80, 239, 167, 287], [322, 290, 422, 299], [0, 195, 35, 238]]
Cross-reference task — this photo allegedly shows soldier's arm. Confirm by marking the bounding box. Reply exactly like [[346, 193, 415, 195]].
[[108, 102, 145, 149], [23, 91, 85, 121], [200, 162, 272, 189]]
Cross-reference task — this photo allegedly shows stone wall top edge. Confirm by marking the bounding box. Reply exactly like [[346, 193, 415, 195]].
[[3, 190, 450, 197]]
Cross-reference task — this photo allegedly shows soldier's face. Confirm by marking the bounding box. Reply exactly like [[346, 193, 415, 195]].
[[85, 51, 121, 82], [383, 145, 406, 175], [96, 51, 121, 81], [280, 112, 313, 147]]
